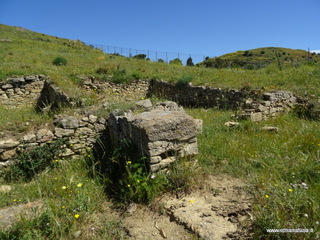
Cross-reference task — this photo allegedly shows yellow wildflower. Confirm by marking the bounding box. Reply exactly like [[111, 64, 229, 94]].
[[288, 189, 293, 192], [265, 195, 269, 198], [74, 214, 80, 219], [77, 183, 83, 188], [62, 186, 67, 190], [189, 200, 195, 203]]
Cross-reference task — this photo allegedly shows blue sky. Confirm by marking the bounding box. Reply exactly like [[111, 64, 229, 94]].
[[1, 0, 320, 63]]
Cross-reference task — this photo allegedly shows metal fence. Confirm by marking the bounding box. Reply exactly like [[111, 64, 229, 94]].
[[86, 43, 210, 65]]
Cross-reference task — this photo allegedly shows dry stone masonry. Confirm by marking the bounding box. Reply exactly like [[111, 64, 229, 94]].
[[0, 75, 46, 108], [108, 101, 202, 172], [0, 75, 300, 170], [0, 114, 107, 167], [148, 79, 297, 121], [240, 91, 297, 121]]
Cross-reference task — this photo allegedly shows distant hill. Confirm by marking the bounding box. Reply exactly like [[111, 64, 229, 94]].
[[198, 47, 320, 69]]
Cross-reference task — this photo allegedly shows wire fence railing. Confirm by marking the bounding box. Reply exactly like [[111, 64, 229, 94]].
[[86, 43, 210, 65]]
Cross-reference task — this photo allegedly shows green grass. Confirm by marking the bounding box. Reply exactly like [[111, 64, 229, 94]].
[[186, 108, 320, 239], [0, 106, 52, 133], [1, 24, 320, 97], [0, 156, 127, 239]]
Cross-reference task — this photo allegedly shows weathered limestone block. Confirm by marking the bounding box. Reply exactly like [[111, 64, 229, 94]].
[[0, 139, 19, 149], [136, 99, 152, 110], [54, 116, 79, 129], [36, 129, 54, 143], [75, 127, 94, 137], [22, 133, 36, 143], [54, 128, 75, 138], [0, 149, 16, 161], [109, 103, 199, 172]]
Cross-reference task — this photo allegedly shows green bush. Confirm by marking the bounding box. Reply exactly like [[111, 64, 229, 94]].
[[111, 69, 131, 84], [96, 66, 109, 74], [131, 71, 143, 80], [186, 57, 194, 66], [169, 58, 183, 66], [52, 56, 68, 66], [133, 54, 147, 60], [176, 75, 193, 87], [4, 138, 67, 182]]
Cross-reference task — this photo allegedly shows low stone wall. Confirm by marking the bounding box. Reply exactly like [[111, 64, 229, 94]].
[[147, 79, 251, 109], [148, 79, 297, 121], [241, 91, 297, 121], [0, 114, 107, 167], [0, 75, 299, 170], [0, 75, 46, 108], [81, 77, 149, 102]]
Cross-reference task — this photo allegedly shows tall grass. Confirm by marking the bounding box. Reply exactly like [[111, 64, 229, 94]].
[[0, 155, 127, 239], [186, 108, 320, 239]]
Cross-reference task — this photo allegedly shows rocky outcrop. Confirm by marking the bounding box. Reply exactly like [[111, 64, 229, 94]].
[[108, 101, 201, 172]]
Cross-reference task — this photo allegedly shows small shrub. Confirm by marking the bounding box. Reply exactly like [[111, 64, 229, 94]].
[[131, 71, 143, 80], [176, 75, 193, 87], [260, 50, 265, 54], [52, 56, 67, 66], [111, 69, 131, 84], [133, 54, 147, 60], [157, 59, 165, 63], [186, 57, 194, 66], [104, 139, 167, 204], [169, 58, 183, 66], [96, 66, 109, 74], [4, 138, 67, 182]]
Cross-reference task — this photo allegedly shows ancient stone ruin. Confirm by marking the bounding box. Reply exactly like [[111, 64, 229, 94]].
[[108, 101, 202, 172], [0, 75, 300, 170]]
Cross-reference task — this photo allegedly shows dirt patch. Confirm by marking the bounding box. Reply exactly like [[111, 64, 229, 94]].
[[0, 175, 253, 239], [0, 201, 43, 231], [120, 175, 253, 240]]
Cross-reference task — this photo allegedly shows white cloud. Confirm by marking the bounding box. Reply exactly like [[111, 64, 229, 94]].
[[310, 50, 320, 54]]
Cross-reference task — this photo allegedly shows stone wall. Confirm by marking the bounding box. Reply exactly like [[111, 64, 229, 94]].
[[0, 75, 299, 170], [148, 79, 297, 121], [0, 75, 46, 108], [0, 113, 107, 167], [108, 101, 201, 172]]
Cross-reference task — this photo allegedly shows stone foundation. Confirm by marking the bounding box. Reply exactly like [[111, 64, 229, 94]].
[[108, 101, 201, 172]]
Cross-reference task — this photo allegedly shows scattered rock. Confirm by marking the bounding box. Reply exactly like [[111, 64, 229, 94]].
[[136, 99, 153, 110], [0, 185, 12, 193], [0, 149, 16, 161], [224, 121, 240, 127], [261, 126, 279, 132]]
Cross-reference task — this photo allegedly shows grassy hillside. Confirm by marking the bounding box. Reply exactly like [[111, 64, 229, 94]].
[[199, 47, 320, 70], [1, 24, 320, 239], [1, 24, 320, 98]]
